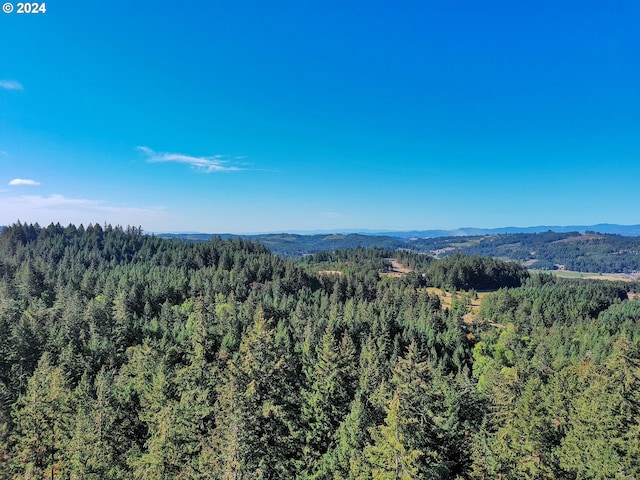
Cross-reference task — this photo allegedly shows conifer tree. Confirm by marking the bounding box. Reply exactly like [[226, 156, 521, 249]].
[[0, 381, 11, 478], [209, 309, 299, 479], [559, 337, 640, 479], [11, 353, 72, 479], [60, 370, 128, 479], [300, 328, 356, 477], [490, 376, 556, 479], [363, 391, 422, 480]]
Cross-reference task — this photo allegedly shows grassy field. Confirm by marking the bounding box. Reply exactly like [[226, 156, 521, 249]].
[[528, 269, 640, 282], [317, 270, 342, 276], [426, 287, 492, 323], [449, 238, 483, 248]]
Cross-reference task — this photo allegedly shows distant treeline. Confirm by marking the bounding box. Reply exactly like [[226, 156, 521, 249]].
[[305, 248, 529, 292], [158, 230, 640, 274]]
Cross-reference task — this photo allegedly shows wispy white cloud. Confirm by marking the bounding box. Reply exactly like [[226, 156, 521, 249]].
[[0, 193, 166, 227], [137, 146, 243, 173], [0, 80, 23, 90], [321, 212, 342, 218], [9, 178, 41, 186]]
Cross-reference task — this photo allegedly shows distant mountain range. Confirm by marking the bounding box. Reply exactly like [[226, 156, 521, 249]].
[[386, 224, 640, 238], [157, 223, 640, 240], [298, 224, 640, 238], [2, 223, 639, 237]]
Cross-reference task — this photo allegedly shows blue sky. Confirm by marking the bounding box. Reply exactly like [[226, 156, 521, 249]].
[[1, 1, 638, 233]]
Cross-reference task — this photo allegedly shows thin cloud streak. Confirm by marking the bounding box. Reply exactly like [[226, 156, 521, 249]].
[[9, 178, 41, 186], [0, 80, 23, 90], [137, 146, 243, 172], [0, 193, 166, 226]]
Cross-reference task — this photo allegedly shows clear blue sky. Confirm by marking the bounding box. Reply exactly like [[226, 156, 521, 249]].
[[1, 1, 638, 233]]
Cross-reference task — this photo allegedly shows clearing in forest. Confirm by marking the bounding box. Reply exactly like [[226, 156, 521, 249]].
[[317, 270, 343, 276], [528, 269, 640, 282], [426, 287, 492, 323], [380, 258, 413, 277]]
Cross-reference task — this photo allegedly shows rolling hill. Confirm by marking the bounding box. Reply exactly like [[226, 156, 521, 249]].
[[157, 227, 640, 274]]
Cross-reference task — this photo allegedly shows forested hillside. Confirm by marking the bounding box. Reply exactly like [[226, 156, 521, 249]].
[[160, 230, 640, 274], [411, 231, 640, 273], [159, 232, 408, 256], [0, 223, 639, 479]]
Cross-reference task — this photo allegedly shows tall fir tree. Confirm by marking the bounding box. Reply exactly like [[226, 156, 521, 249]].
[[208, 309, 300, 479], [10, 353, 72, 479]]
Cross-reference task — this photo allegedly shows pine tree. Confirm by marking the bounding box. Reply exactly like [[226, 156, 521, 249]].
[[11, 353, 72, 479], [60, 370, 127, 479], [490, 376, 556, 479], [300, 327, 356, 476], [363, 391, 422, 480], [0, 381, 11, 478], [559, 337, 640, 479], [313, 394, 372, 480], [208, 309, 300, 479]]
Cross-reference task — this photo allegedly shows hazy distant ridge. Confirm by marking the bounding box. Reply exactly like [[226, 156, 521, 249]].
[[157, 223, 640, 239], [364, 224, 640, 238]]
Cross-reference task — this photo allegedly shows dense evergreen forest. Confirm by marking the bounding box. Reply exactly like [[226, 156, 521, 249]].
[[1, 222, 639, 479]]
